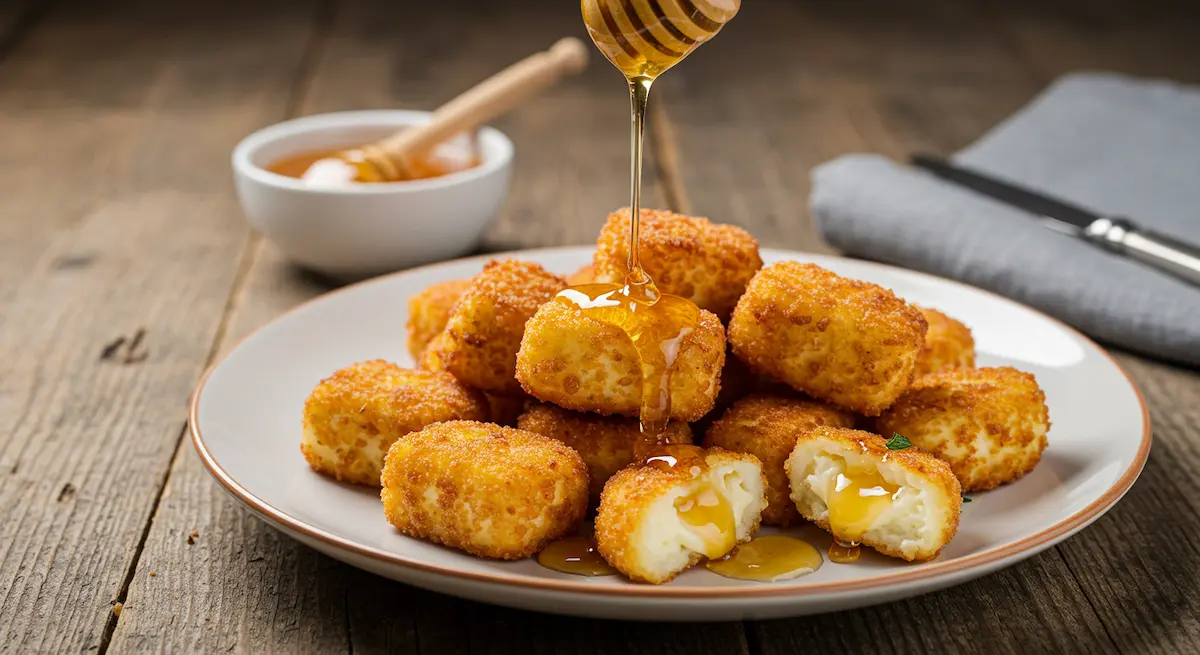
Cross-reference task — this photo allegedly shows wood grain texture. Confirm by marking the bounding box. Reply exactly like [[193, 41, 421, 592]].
[[0, 0, 320, 652], [110, 0, 742, 652]]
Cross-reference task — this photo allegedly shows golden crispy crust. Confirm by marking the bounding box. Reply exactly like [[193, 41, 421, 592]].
[[405, 278, 471, 362], [595, 448, 764, 583], [566, 263, 597, 286], [788, 427, 961, 562], [419, 330, 530, 427], [876, 367, 1050, 492], [515, 300, 726, 421], [380, 421, 589, 560], [915, 307, 975, 377], [301, 360, 489, 486], [441, 259, 567, 394], [704, 393, 856, 526], [517, 402, 693, 504], [593, 208, 762, 319], [728, 262, 927, 416]]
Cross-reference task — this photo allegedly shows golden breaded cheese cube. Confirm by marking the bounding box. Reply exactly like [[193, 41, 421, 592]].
[[876, 367, 1049, 492], [405, 278, 471, 362], [915, 307, 976, 377], [517, 402, 693, 504], [786, 427, 962, 562], [301, 361, 489, 486], [704, 393, 856, 526], [381, 421, 589, 560], [442, 259, 567, 395], [514, 299, 726, 421], [566, 263, 597, 286], [595, 445, 766, 584], [419, 330, 529, 426], [593, 208, 762, 319], [728, 262, 927, 416]]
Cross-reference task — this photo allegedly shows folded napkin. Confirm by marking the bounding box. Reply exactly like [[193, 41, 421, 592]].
[[811, 72, 1200, 366]]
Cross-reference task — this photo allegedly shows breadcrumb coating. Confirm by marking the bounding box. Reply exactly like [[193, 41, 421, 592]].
[[595, 446, 766, 583], [915, 307, 975, 377], [515, 299, 725, 421], [786, 427, 961, 562], [876, 367, 1050, 492], [567, 263, 597, 285], [381, 421, 589, 560], [442, 259, 567, 394], [406, 278, 471, 362], [704, 393, 856, 526], [592, 208, 762, 319], [517, 402, 693, 504], [728, 262, 927, 416], [301, 361, 489, 486]]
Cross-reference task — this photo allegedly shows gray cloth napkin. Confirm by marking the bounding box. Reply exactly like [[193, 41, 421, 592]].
[[811, 72, 1200, 366]]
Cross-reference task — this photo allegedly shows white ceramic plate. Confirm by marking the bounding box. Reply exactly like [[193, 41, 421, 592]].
[[191, 247, 1150, 621]]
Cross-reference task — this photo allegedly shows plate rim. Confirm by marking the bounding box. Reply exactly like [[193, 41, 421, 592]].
[[190, 245, 1152, 599]]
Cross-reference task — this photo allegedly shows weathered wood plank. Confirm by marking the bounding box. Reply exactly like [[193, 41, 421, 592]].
[[113, 0, 747, 652], [0, 0, 320, 652], [654, 1, 1124, 653]]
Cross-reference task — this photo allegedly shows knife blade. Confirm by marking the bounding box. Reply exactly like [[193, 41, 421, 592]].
[[910, 154, 1200, 289]]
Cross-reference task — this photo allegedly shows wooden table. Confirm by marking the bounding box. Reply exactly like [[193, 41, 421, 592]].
[[3, 0, 1198, 652]]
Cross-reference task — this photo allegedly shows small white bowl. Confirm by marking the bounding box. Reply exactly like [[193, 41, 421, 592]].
[[232, 110, 513, 278]]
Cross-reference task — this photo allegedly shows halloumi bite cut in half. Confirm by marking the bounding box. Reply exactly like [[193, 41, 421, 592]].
[[381, 421, 590, 560], [595, 446, 767, 584], [515, 297, 726, 422], [704, 392, 856, 527], [728, 262, 927, 416], [301, 360, 489, 486], [876, 367, 1049, 492], [785, 427, 962, 562]]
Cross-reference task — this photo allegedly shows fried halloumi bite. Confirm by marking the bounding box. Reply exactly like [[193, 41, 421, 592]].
[[704, 393, 856, 526], [517, 402, 693, 504], [592, 208, 762, 319], [595, 446, 767, 584], [876, 367, 1049, 492], [381, 421, 589, 560], [419, 331, 530, 426], [406, 278, 471, 362], [441, 259, 567, 395], [301, 361, 489, 486], [567, 262, 597, 285], [728, 262, 927, 416], [786, 427, 961, 562], [515, 300, 725, 421], [915, 307, 975, 377]]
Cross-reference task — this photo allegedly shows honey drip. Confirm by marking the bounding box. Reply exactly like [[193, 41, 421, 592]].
[[675, 480, 736, 559], [537, 536, 617, 576], [556, 284, 698, 444], [571, 0, 735, 448], [825, 463, 898, 562], [707, 535, 823, 582], [828, 540, 861, 564]]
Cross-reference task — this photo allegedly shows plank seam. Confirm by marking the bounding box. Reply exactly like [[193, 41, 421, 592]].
[[95, 0, 339, 645], [1053, 545, 1122, 653]]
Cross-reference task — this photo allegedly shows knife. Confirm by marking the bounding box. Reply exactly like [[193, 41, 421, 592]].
[[911, 154, 1200, 288]]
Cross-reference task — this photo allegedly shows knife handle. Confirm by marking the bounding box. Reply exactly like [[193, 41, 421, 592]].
[[1084, 217, 1200, 288]]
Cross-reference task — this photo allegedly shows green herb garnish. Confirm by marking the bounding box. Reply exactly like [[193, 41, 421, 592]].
[[885, 433, 911, 450], [962, 495, 972, 503]]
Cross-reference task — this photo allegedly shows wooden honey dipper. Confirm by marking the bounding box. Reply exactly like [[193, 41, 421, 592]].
[[301, 37, 589, 185]]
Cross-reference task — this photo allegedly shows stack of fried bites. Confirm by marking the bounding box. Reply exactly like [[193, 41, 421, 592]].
[[301, 208, 1050, 583]]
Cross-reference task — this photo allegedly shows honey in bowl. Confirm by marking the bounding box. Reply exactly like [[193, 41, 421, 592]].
[[266, 143, 480, 186]]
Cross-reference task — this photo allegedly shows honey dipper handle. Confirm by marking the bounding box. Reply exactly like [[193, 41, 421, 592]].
[[375, 37, 588, 163]]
